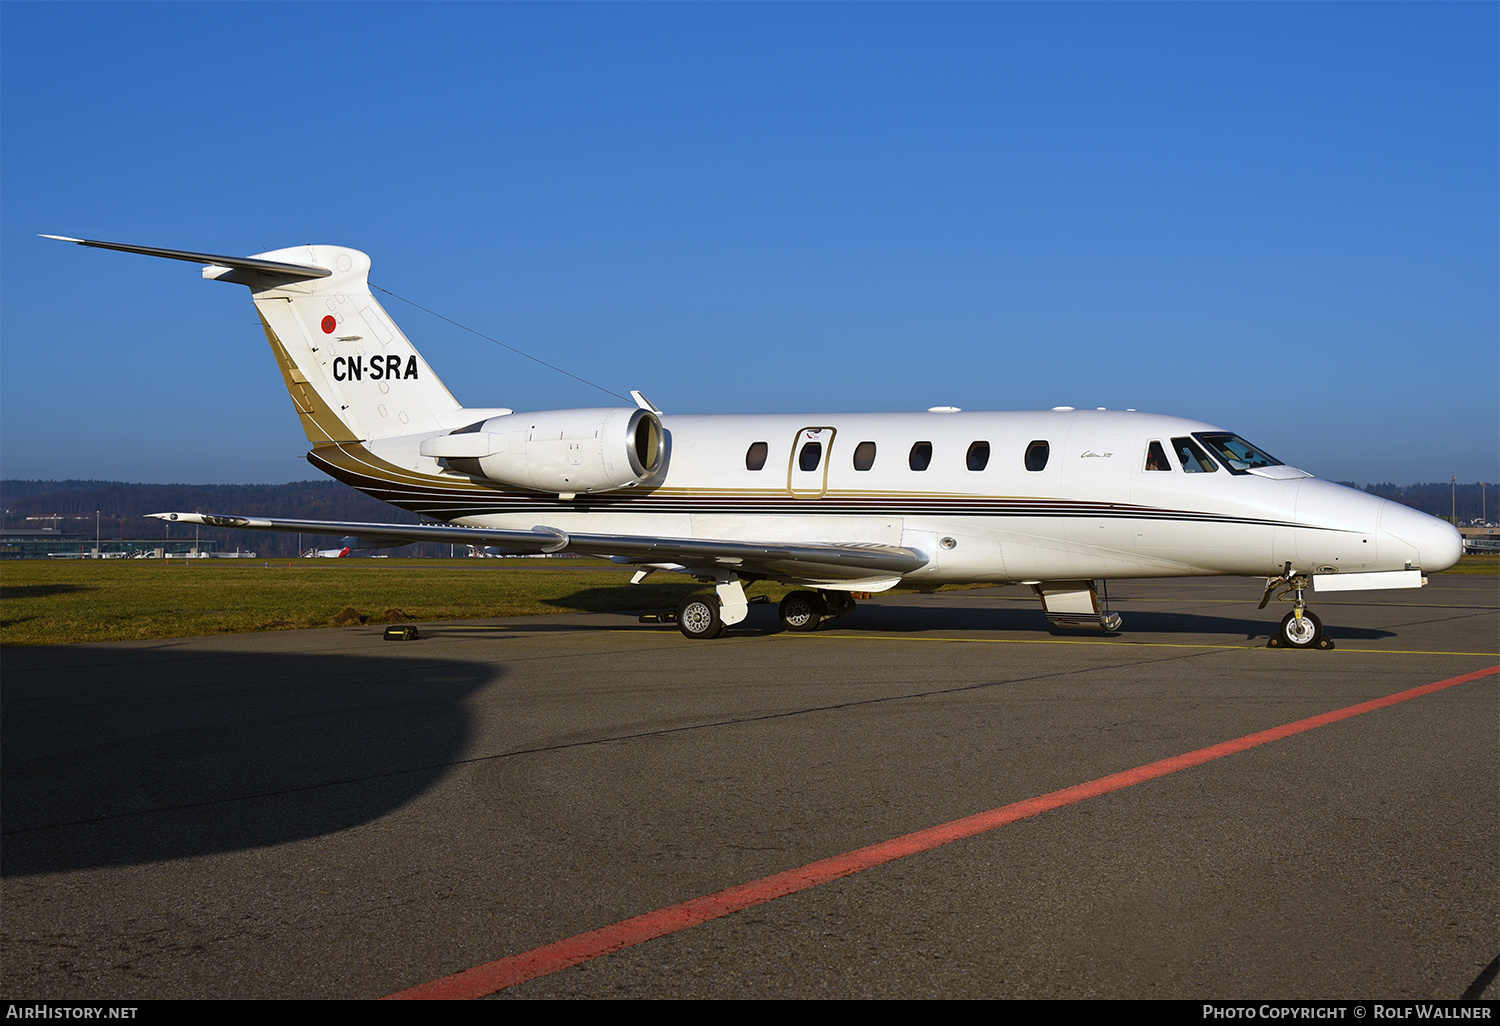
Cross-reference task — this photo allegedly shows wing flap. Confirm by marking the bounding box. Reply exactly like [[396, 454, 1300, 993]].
[[567, 532, 925, 579]]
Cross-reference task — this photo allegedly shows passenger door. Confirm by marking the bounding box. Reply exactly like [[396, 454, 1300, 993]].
[[788, 427, 835, 498]]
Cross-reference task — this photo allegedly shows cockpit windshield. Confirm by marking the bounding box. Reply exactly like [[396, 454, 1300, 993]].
[[1193, 432, 1282, 474]]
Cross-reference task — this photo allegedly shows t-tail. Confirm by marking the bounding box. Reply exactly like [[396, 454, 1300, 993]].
[[41, 237, 463, 444]]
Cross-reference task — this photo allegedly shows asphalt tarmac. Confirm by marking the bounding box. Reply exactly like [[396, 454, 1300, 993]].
[[2, 574, 1496, 1000]]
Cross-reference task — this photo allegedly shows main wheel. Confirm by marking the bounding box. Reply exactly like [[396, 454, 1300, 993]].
[[778, 591, 823, 632], [677, 593, 724, 639], [1278, 609, 1323, 649]]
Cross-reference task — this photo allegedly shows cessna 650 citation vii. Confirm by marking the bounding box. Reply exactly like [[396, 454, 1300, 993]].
[[47, 236, 1463, 647]]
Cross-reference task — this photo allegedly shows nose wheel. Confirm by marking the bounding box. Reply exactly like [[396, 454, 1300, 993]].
[[1275, 608, 1330, 649]]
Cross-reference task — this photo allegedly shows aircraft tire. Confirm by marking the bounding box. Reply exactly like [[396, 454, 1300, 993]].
[[677, 593, 725, 640], [779, 591, 823, 632], [1278, 609, 1323, 649]]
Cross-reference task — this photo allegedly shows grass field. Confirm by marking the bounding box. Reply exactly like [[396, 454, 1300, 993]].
[[0, 557, 787, 647], [1, 554, 1494, 647]]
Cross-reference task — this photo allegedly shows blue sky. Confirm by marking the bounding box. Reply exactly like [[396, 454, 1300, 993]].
[[3, 2, 1495, 486]]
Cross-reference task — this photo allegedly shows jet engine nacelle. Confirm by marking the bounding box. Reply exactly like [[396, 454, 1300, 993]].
[[421, 407, 666, 496]]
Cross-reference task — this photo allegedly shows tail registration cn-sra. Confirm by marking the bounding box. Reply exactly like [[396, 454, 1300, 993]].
[[45, 236, 1463, 647]]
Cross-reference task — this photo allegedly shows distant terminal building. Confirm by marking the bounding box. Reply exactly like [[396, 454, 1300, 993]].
[[0, 524, 225, 559], [1459, 525, 1499, 554]]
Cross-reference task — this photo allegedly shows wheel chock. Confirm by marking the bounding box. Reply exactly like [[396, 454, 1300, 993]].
[[383, 625, 420, 641], [1266, 635, 1334, 650]]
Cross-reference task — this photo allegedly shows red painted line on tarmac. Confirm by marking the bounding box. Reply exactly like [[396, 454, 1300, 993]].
[[385, 665, 1499, 1000]]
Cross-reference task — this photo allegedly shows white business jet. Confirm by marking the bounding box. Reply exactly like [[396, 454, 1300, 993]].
[[45, 237, 1463, 647]]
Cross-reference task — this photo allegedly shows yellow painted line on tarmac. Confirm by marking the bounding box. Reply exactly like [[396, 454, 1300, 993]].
[[1105, 597, 1498, 609]]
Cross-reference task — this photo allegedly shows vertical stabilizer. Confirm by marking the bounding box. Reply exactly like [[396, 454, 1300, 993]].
[[216, 246, 462, 444], [42, 236, 463, 445]]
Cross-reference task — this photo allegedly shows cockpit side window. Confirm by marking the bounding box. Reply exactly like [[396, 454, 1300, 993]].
[[1144, 440, 1172, 472], [1171, 437, 1218, 473], [1193, 432, 1282, 475]]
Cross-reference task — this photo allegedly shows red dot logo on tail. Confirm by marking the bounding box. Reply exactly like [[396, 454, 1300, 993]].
[[321, 315, 336, 333]]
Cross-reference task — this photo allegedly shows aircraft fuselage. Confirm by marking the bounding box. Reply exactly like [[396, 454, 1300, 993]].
[[342, 407, 1459, 589]]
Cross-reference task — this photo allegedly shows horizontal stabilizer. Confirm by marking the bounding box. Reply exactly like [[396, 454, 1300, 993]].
[[148, 513, 568, 553], [41, 236, 331, 279]]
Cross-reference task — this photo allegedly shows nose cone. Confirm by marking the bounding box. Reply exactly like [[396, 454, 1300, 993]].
[[1379, 500, 1463, 572]]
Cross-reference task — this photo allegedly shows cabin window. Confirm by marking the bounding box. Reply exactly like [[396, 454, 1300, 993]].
[[798, 441, 823, 472], [1171, 436, 1218, 473], [745, 442, 769, 471], [966, 441, 990, 471], [1024, 440, 1050, 472], [1144, 440, 1171, 472], [909, 441, 933, 471], [853, 441, 877, 471]]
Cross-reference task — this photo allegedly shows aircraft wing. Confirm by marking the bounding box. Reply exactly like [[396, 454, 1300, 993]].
[[147, 512, 928, 581]]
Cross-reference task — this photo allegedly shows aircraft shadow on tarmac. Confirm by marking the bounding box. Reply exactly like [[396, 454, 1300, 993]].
[[841, 603, 1397, 642], [1, 648, 495, 876]]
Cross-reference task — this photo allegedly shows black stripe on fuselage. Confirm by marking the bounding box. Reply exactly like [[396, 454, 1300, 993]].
[[308, 449, 1297, 530]]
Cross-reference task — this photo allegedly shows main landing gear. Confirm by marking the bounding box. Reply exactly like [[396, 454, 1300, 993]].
[[776, 590, 856, 634], [676, 592, 725, 640], [1260, 564, 1333, 650], [776, 590, 856, 632], [673, 586, 859, 639]]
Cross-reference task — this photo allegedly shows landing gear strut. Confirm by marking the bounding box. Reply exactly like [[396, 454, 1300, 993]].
[[1261, 564, 1333, 650]]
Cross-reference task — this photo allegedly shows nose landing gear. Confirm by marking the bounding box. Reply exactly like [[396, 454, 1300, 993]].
[[1261, 564, 1334, 649]]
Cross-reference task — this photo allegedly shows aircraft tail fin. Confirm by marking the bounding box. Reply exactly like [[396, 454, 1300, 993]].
[[43, 236, 463, 445]]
